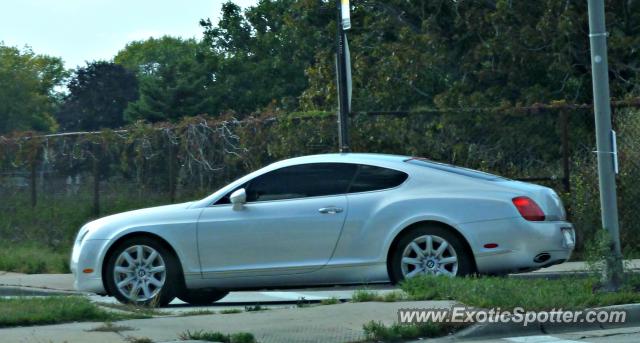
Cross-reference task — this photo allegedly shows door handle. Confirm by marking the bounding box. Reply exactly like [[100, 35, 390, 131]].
[[318, 207, 343, 214]]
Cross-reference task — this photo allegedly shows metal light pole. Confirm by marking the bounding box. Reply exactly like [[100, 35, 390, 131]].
[[336, 0, 351, 152], [586, 0, 624, 289]]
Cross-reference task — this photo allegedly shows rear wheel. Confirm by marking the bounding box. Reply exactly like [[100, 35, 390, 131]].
[[390, 225, 473, 283], [105, 237, 179, 306], [178, 289, 229, 306]]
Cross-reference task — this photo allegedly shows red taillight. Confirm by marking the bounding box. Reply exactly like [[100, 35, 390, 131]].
[[512, 196, 545, 221]]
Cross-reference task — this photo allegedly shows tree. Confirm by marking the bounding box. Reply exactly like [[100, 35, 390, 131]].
[[199, 0, 334, 115], [300, 0, 640, 111], [0, 44, 66, 134], [115, 36, 210, 122], [56, 61, 139, 131]]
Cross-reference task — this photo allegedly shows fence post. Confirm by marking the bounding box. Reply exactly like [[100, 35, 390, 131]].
[[561, 111, 571, 193], [30, 156, 37, 208], [168, 141, 177, 203], [92, 143, 101, 217]]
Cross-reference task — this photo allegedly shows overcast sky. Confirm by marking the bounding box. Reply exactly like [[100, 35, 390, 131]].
[[0, 0, 257, 69]]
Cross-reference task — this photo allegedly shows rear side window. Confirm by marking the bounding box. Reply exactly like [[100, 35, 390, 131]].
[[246, 163, 357, 202], [348, 165, 408, 193]]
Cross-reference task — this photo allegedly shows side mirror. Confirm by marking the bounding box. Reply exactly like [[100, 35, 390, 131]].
[[230, 188, 247, 210]]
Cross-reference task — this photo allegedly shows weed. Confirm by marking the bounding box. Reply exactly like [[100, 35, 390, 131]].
[[179, 330, 256, 343], [320, 297, 340, 305], [87, 321, 135, 333], [124, 337, 154, 343], [244, 304, 267, 312], [363, 320, 460, 342]]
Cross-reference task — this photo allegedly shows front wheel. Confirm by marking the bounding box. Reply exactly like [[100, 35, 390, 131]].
[[178, 289, 229, 306], [389, 225, 473, 283], [105, 237, 179, 306]]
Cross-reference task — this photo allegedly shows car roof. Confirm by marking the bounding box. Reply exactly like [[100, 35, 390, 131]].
[[271, 153, 505, 181], [272, 153, 411, 168]]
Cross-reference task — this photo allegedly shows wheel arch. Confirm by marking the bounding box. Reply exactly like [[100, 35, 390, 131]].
[[385, 220, 477, 282], [101, 231, 186, 295]]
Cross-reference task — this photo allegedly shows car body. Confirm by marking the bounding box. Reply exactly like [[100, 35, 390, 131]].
[[71, 153, 575, 305]]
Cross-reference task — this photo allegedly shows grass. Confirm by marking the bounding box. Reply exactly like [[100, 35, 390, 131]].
[[220, 308, 243, 314], [0, 189, 183, 274], [296, 296, 312, 308], [125, 337, 154, 343], [0, 296, 145, 327], [87, 321, 135, 333], [0, 243, 70, 274], [362, 320, 463, 342], [401, 275, 640, 311], [351, 290, 407, 303], [179, 330, 256, 343], [351, 289, 378, 302], [96, 302, 165, 317], [320, 297, 340, 305], [177, 309, 217, 316], [244, 304, 267, 312]]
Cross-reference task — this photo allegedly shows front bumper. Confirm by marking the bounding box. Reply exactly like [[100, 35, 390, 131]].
[[463, 218, 575, 274], [70, 239, 109, 294]]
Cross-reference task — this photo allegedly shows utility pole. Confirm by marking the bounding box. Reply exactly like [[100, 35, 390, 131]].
[[336, 0, 351, 152], [586, 0, 624, 290]]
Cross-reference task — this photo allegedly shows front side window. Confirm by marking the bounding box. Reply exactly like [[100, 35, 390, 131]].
[[245, 163, 357, 202]]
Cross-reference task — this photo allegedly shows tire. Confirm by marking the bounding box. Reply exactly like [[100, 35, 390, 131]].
[[104, 236, 180, 306], [178, 289, 229, 306], [389, 224, 474, 283]]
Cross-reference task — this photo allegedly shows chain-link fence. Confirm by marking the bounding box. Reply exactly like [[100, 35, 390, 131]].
[[0, 101, 638, 259], [612, 106, 640, 254]]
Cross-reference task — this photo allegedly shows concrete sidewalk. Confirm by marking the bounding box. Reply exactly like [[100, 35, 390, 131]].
[[0, 271, 75, 292], [0, 300, 457, 343], [513, 259, 640, 276], [2, 259, 639, 293]]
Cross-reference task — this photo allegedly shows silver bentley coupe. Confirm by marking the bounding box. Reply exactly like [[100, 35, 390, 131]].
[[71, 153, 575, 305]]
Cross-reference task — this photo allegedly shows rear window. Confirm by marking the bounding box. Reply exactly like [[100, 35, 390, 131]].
[[348, 165, 408, 193], [405, 158, 505, 181]]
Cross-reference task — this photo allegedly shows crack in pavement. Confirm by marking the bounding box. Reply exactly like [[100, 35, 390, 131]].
[[576, 329, 640, 340]]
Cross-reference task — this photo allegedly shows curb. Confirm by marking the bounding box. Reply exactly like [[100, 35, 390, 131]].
[[0, 285, 83, 296], [426, 303, 640, 341]]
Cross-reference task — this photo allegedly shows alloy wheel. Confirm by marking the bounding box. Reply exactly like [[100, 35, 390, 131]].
[[400, 235, 458, 278], [113, 244, 167, 302]]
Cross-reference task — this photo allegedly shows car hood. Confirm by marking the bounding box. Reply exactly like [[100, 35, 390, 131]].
[[80, 202, 196, 240]]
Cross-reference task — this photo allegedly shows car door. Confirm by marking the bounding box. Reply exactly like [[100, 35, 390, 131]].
[[197, 162, 357, 278], [331, 164, 410, 263]]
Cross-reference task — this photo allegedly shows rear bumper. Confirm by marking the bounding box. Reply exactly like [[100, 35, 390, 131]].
[[462, 218, 575, 274]]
